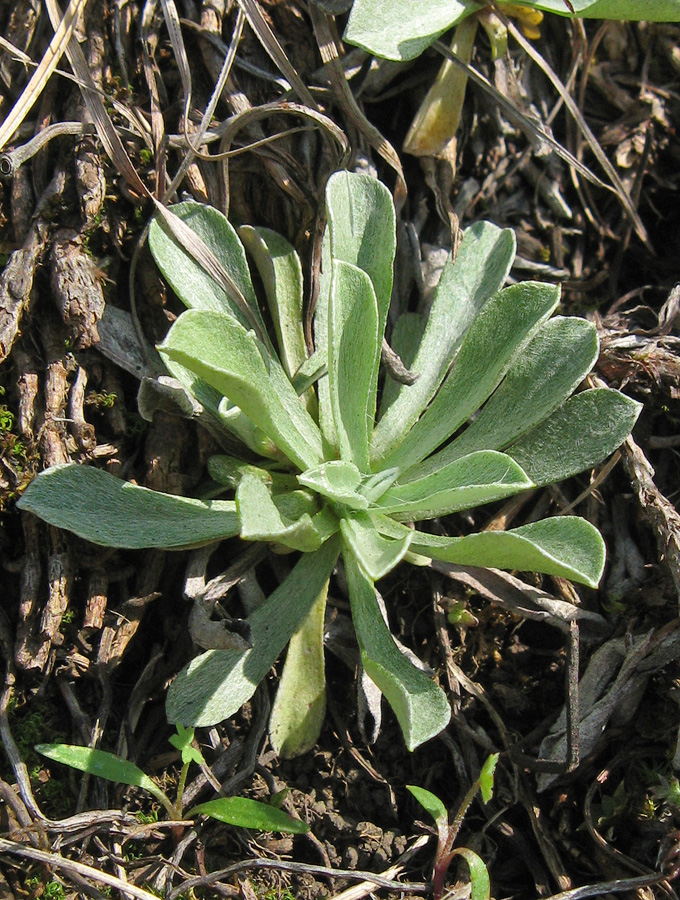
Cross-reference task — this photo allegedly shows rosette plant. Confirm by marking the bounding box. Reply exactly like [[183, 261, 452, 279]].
[[19, 172, 640, 756]]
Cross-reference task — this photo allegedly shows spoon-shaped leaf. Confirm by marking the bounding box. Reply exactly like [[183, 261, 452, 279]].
[[506, 388, 641, 486], [18, 464, 239, 549], [35, 744, 172, 812], [328, 260, 380, 471], [159, 310, 323, 470], [344, 551, 451, 750], [269, 581, 329, 758], [149, 201, 261, 327], [410, 516, 606, 588], [189, 797, 310, 833], [166, 537, 340, 726], [238, 226, 308, 382], [376, 450, 532, 521], [381, 282, 560, 472], [371, 222, 515, 466], [414, 316, 599, 478], [344, 0, 477, 61]]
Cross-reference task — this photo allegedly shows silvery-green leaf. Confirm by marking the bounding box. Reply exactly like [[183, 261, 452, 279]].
[[379, 312, 425, 418], [314, 228, 336, 456], [325, 171, 396, 339], [159, 310, 323, 470], [216, 398, 280, 459], [189, 797, 310, 833], [371, 222, 515, 466], [415, 316, 599, 477], [292, 350, 327, 396], [344, 551, 451, 750], [376, 451, 532, 521], [166, 537, 340, 726], [148, 201, 261, 328], [530, 0, 680, 18], [411, 517, 606, 588], [269, 581, 329, 758], [236, 475, 335, 552], [208, 456, 298, 493], [344, 0, 478, 61], [328, 260, 380, 471], [383, 282, 560, 472], [238, 226, 308, 381], [298, 460, 368, 510], [18, 464, 239, 549], [340, 512, 413, 581], [507, 389, 641, 487]]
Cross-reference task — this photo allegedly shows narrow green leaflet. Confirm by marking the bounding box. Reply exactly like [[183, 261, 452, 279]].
[[410, 517, 606, 588], [376, 451, 532, 522], [166, 537, 340, 726], [238, 226, 308, 381], [450, 848, 491, 900], [269, 581, 329, 758], [382, 282, 560, 472], [371, 222, 516, 466], [236, 475, 334, 552], [328, 261, 380, 471], [507, 388, 642, 487], [340, 512, 413, 581], [413, 316, 599, 478], [148, 201, 261, 328], [189, 797, 310, 834], [17, 464, 239, 549], [159, 310, 324, 470], [344, 551, 451, 750], [344, 0, 478, 61], [325, 171, 396, 342], [35, 744, 170, 810], [479, 752, 499, 804], [406, 785, 449, 829]]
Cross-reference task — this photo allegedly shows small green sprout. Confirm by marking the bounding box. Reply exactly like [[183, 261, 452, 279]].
[[35, 726, 308, 834], [408, 753, 499, 900], [19, 171, 640, 757]]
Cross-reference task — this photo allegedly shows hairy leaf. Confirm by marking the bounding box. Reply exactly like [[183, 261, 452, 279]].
[[383, 282, 560, 472], [238, 225, 308, 381], [371, 222, 515, 466], [344, 0, 478, 61], [340, 512, 413, 581], [166, 538, 340, 726], [344, 551, 451, 750], [159, 310, 323, 470], [328, 261, 380, 470], [376, 450, 532, 521], [414, 316, 599, 477], [18, 464, 239, 549], [410, 517, 606, 588], [269, 582, 329, 758], [507, 388, 641, 486]]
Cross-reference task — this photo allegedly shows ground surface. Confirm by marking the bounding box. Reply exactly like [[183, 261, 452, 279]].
[[1, 2, 680, 899]]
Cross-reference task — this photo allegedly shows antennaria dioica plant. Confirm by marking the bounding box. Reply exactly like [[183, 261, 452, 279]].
[[18, 171, 641, 757]]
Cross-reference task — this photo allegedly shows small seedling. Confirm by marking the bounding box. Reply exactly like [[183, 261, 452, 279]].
[[408, 753, 499, 900], [19, 171, 640, 757], [36, 725, 308, 834]]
